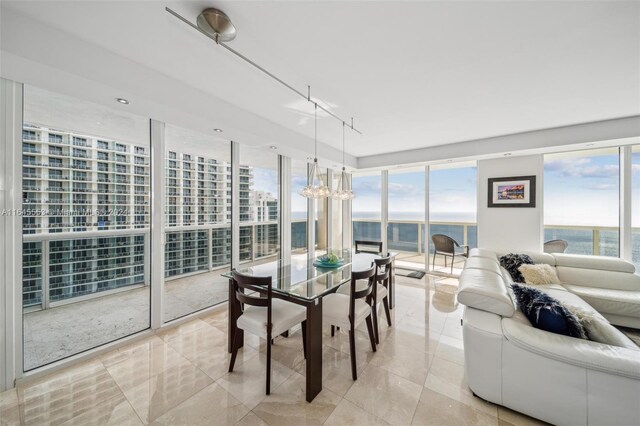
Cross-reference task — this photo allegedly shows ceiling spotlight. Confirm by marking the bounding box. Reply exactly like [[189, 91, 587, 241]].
[[214, 128, 223, 133], [504, 153, 512, 156], [586, 143, 594, 147], [269, 145, 277, 150], [116, 98, 129, 104], [306, 156, 313, 160]]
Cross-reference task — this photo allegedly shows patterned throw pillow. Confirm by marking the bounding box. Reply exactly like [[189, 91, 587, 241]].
[[511, 284, 586, 339], [499, 253, 534, 283], [518, 264, 561, 285]]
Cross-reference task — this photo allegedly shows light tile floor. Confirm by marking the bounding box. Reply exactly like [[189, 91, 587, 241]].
[[3, 275, 549, 426]]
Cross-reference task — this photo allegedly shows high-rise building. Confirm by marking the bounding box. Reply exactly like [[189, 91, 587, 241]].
[[21, 124, 276, 308], [21, 123, 150, 308]]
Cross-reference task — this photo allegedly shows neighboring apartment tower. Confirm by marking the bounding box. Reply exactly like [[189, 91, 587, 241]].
[[21, 125, 277, 310], [21, 124, 150, 308]]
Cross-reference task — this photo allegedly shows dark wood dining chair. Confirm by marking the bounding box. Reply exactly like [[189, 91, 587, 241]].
[[431, 234, 468, 274], [337, 255, 392, 344], [354, 240, 383, 255], [323, 264, 377, 380], [372, 255, 392, 344], [228, 270, 307, 395]]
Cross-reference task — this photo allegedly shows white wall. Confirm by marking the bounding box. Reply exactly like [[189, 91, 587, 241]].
[[477, 155, 544, 252]]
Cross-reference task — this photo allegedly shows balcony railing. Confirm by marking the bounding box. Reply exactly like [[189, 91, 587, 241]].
[[22, 222, 280, 311], [354, 219, 637, 272]]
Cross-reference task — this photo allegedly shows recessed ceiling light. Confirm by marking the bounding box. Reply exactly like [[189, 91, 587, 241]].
[[116, 98, 129, 104], [306, 156, 313, 160], [504, 153, 512, 156], [269, 145, 277, 150], [214, 128, 223, 133], [586, 143, 594, 147]]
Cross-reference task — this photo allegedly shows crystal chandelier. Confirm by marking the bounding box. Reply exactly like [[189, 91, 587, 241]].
[[301, 104, 331, 198], [331, 122, 356, 200]]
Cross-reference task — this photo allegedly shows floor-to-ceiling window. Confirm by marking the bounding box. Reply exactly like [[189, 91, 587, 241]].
[[428, 162, 477, 274], [544, 148, 620, 257], [291, 160, 308, 253], [352, 171, 382, 243], [22, 86, 151, 370], [239, 146, 279, 265], [388, 167, 426, 269], [163, 124, 231, 322]]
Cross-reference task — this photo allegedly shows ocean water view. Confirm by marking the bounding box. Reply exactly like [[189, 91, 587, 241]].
[[347, 211, 640, 271]]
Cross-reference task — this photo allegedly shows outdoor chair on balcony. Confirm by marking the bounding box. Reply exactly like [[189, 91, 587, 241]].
[[544, 239, 569, 254], [431, 234, 469, 274]]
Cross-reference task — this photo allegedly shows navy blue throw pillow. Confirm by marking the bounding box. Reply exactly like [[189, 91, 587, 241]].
[[500, 253, 534, 283], [511, 284, 586, 339]]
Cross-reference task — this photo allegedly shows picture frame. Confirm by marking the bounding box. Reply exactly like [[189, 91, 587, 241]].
[[488, 175, 536, 208]]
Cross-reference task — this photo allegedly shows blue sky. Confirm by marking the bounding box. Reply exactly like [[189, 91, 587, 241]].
[[256, 151, 640, 227], [353, 167, 477, 222]]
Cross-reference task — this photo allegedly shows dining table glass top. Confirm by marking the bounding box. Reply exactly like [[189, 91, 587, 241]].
[[222, 250, 393, 302]]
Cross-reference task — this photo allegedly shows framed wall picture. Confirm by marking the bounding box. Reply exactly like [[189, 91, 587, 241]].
[[488, 175, 536, 208]]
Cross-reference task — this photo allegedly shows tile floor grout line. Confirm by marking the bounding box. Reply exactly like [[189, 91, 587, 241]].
[[102, 357, 147, 426]]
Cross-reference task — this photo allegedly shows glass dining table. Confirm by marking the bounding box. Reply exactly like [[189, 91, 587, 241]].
[[222, 250, 396, 402]]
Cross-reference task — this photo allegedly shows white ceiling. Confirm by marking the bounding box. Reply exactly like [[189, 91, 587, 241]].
[[1, 1, 639, 164]]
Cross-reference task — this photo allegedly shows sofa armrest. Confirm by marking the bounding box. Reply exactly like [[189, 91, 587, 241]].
[[502, 318, 640, 380]]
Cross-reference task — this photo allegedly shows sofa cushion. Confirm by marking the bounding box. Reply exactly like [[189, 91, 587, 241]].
[[562, 285, 640, 319], [557, 267, 640, 291], [568, 306, 638, 350], [458, 268, 516, 317], [499, 253, 534, 283], [511, 284, 586, 339], [518, 264, 561, 285], [496, 250, 556, 266], [553, 253, 635, 273]]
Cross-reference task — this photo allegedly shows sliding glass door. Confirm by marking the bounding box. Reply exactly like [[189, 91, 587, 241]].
[[22, 85, 151, 370], [352, 171, 382, 243], [239, 146, 280, 266], [163, 124, 231, 322], [388, 167, 426, 269], [428, 162, 477, 274], [544, 148, 620, 257]]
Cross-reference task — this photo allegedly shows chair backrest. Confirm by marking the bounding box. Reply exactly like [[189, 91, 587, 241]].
[[544, 239, 569, 254], [231, 270, 273, 328], [355, 240, 383, 255], [374, 255, 392, 285], [348, 264, 376, 321], [431, 234, 458, 254]]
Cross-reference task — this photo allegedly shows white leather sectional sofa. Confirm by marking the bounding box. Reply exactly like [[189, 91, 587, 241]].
[[457, 248, 640, 426]]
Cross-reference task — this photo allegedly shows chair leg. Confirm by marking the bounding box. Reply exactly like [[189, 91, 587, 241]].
[[383, 297, 392, 326], [372, 302, 380, 344], [365, 315, 376, 353], [451, 253, 454, 274], [349, 329, 358, 381], [228, 328, 241, 372], [301, 321, 307, 359], [432, 253, 436, 271], [331, 325, 335, 337], [266, 332, 272, 395]]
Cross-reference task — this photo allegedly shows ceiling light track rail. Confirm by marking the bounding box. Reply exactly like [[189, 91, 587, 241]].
[[165, 7, 362, 135]]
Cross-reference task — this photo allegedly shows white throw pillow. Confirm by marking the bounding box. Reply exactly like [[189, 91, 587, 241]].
[[518, 264, 561, 285], [569, 307, 638, 350]]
